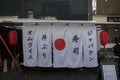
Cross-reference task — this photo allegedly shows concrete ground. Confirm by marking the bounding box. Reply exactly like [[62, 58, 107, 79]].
[[0, 66, 99, 80]]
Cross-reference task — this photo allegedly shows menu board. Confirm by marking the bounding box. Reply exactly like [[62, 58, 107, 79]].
[[102, 65, 117, 80]]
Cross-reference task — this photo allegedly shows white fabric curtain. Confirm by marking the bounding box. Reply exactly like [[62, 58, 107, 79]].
[[83, 24, 98, 67], [67, 24, 83, 68], [22, 23, 98, 68], [52, 25, 68, 68], [37, 24, 52, 67], [22, 23, 38, 67]]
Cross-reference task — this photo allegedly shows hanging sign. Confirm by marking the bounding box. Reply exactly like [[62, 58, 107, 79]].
[[102, 64, 118, 80], [37, 25, 52, 67], [83, 25, 98, 67], [52, 25, 68, 68], [22, 24, 38, 67]]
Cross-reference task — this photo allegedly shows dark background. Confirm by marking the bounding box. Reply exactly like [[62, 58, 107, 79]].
[[0, 0, 21, 16], [0, 0, 88, 20]]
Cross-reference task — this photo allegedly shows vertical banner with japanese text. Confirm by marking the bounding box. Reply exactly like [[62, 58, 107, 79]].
[[52, 25, 68, 67], [22, 23, 98, 68], [67, 24, 83, 68], [22, 23, 38, 67], [37, 24, 52, 67], [83, 24, 98, 67]]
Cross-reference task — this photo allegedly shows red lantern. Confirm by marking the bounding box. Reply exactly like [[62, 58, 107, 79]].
[[100, 31, 108, 46], [9, 30, 17, 45]]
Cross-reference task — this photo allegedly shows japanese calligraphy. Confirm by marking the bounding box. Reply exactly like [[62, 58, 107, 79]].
[[72, 35, 79, 43], [28, 55, 33, 60], [42, 34, 47, 41], [88, 30, 93, 36], [27, 37, 33, 41], [73, 47, 79, 55], [41, 34, 48, 59], [89, 50, 94, 55], [72, 34, 80, 55], [88, 43, 94, 48], [28, 49, 32, 54], [42, 44, 48, 49], [89, 38, 92, 42], [27, 30, 33, 60], [43, 53, 46, 59], [28, 42, 32, 48], [27, 30, 33, 35], [89, 57, 94, 61], [87, 30, 94, 61]]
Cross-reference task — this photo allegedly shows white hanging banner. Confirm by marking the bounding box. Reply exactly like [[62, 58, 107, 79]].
[[37, 24, 52, 67], [67, 24, 83, 68], [52, 25, 68, 68], [22, 23, 38, 67], [83, 25, 98, 67]]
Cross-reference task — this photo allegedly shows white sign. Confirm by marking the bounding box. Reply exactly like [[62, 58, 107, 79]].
[[102, 65, 117, 80]]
